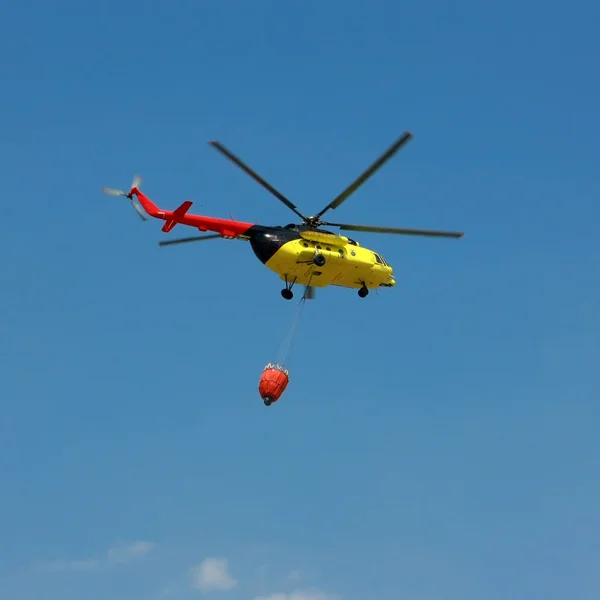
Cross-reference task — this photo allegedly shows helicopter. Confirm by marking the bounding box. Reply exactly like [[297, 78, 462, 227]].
[[102, 131, 463, 300]]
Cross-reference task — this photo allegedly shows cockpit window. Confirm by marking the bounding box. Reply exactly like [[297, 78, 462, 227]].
[[374, 253, 383, 264]]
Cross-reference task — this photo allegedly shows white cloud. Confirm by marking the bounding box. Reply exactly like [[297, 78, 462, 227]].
[[36, 541, 155, 574], [107, 541, 155, 564], [190, 557, 237, 592], [253, 590, 339, 600]]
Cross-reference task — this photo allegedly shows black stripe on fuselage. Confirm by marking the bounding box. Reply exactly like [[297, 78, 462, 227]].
[[244, 223, 360, 264], [245, 224, 302, 264]]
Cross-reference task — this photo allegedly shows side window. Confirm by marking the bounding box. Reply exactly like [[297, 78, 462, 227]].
[[374, 253, 383, 264]]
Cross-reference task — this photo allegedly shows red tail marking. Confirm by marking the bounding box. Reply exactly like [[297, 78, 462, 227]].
[[162, 201, 193, 232], [130, 187, 161, 216], [130, 188, 254, 237]]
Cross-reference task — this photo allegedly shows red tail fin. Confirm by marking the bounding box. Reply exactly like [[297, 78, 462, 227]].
[[161, 201, 193, 232]]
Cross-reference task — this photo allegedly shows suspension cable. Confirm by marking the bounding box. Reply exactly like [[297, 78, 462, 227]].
[[275, 294, 308, 366]]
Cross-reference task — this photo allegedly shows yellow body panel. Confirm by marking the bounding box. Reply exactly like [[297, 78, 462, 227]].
[[298, 229, 350, 246], [264, 238, 396, 290]]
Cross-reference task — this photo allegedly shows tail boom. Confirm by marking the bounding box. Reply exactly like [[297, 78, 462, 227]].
[[130, 187, 254, 238]]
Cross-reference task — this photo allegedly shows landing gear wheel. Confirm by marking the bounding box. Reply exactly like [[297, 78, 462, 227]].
[[314, 253, 326, 267], [282, 275, 296, 300], [358, 285, 369, 298], [263, 398, 272, 406]]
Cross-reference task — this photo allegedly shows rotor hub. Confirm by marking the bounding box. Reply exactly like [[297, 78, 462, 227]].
[[304, 216, 322, 228]]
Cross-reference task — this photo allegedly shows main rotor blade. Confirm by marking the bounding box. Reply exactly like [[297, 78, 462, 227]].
[[326, 222, 464, 238], [209, 140, 308, 221], [313, 131, 413, 220], [158, 234, 223, 247]]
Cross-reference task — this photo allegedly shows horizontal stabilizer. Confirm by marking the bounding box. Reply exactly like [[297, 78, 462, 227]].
[[162, 201, 194, 233]]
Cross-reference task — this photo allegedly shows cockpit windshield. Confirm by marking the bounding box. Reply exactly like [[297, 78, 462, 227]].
[[374, 253, 387, 265]]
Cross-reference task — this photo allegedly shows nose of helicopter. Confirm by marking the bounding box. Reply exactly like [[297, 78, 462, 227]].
[[388, 266, 396, 286], [382, 268, 395, 287]]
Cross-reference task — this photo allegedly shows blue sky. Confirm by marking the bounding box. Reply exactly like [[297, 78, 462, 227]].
[[1, 0, 599, 598]]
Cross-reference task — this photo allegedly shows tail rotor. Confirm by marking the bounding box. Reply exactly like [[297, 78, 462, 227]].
[[102, 175, 147, 221]]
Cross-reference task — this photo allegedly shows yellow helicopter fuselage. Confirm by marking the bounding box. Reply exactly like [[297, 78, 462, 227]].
[[266, 237, 394, 290], [245, 224, 395, 295]]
